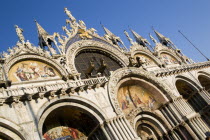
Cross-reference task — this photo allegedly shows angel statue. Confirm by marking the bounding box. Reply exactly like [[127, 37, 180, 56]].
[[15, 25, 25, 43], [64, 8, 76, 22]]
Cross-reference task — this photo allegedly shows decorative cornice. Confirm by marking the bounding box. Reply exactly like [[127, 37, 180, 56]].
[[153, 61, 210, 77]]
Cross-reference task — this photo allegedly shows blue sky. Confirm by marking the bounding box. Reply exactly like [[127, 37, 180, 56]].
[[0, 0, 209, 62]]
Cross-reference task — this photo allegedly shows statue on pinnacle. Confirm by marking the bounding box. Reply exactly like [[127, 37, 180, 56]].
[[15, 25, 25, 43], [64, 8, 76, 23]]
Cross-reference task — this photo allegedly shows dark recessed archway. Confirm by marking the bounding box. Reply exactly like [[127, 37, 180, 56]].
[[175, 80, 197, 99], [75, 49, 122, 79], [198, 75, 210, 93], [42, 106, 100, 140]]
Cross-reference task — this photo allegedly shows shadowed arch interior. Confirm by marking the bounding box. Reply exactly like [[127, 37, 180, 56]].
[[198, 75, 210, 93], [75, 49, 122, 79], [42, 106, 100, 140], [175, 79, 197, 99]]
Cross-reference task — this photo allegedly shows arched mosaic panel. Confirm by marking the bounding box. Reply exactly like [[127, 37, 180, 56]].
[[43, 126, 86, 140], [160, 53, 179, 65], [8, 60, 61, 82], [134, 54, 157, 66], [117, 81, 161, 115]]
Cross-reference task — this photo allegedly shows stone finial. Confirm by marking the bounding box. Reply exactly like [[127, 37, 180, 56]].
[[15, 25, 25, 43]]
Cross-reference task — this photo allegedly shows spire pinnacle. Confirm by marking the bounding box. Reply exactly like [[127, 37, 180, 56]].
[[101, 24, 123, 46], [153, 30, 174, 47], [130, 29, 150, 47], [35, 20, 54, 48], [101, 24, 117, 38]]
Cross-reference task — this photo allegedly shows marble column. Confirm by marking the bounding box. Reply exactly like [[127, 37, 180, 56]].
[[106, 120, 119, 140], [176, 128, 188, 140], [182, 123, 199, 140], [160, 107, 174, 127], [198, 117, 209, 131], [173, 99, 185, 116], [165, 105, 178, 125], [168, 103, 182, 122], [113, 118, 127, 140], [119, 116, 135, 139], [100, 124, 111, 140], [110, 119, 123, 140], [117, 117, 131, 140], [123, 116, 139, 139], [190, 119, 206, 139]]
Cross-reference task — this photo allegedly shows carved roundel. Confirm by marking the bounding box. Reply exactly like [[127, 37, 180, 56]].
[[65, 40, 129, 75], [108, 67, 175, 115]]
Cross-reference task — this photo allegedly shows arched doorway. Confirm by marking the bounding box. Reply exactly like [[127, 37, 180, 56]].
[[134, 111, 169, 140], [39, 101, 108, 140]]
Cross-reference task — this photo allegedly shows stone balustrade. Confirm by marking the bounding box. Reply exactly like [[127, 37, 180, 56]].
[[0, 76, 108, 105]]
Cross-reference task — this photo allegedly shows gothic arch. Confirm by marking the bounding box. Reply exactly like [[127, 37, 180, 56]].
[[0, 118, 28, 140], [108, 67, 175, 115], [65, 40, 129, 74], [37, 96, 108, 138]]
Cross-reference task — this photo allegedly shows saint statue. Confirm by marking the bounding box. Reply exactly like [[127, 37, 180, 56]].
[[15, 25, 25, 43], [149, 33, 157, 44], [64, 8, 76, 22]]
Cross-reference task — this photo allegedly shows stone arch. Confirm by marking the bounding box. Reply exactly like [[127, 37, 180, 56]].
[[175, 75, 202, 92], [158, 50, 182, 65], [0, 118, 28, 140], [37, 96, 108, 139], [132, 50, 162, 67], [108, 67, 175, 115], [5, 54, 67, 83], [130, 109, 169, 140], [197, 71, 210, 92], [175, 75, 207, 112], [65, 40, 129, 74]]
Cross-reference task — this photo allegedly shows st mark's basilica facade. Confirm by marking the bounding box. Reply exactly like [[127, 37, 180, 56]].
[[0, 8, 209, 140]]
